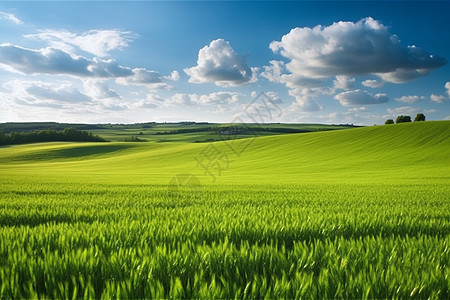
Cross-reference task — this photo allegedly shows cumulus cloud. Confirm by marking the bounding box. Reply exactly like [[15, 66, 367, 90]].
[[184, 39, 257, 86], [333, 75, 355, 90], [0, 44, 173, 90], [82, 79, 121, 100], [396, 93, 448, 104], [2, 80, 91, 108], [430, 94, 445, 103], [25, 29, 136, 57], [189, 91, 240, 105], [0, 44, 131, 77], [261, 60, 285, 84], [26, 82, 91, 103], [116, 68, 172, 89], [446, 82, 450, 98], [362, 79, 384, 88], [348, 106, 367, 112], [1, 79, 141, 113], [387, 106, 420, 116], [288, 88, 325, 112], [123, 68, 165, 84], [395, 95, 425, 103], [87, 57, 133, 77], [335, 89, 389, 106], [376, 67, 435, 84], [0, 12, 22, 24], [167, 70, 180, 81], [0, 44, 92, 76], [141, 91, 241, 108], [135, 94, 164, 109], [264, 17, 445, 111], [269, 17, 446, 85], [251, 91, 282, 104], [261, 60, 322, 88]]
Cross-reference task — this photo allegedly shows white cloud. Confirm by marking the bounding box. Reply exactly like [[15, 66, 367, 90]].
[[396, 93, 447, 104], [2, 80, 91, 108], [0, 77, 153, 116], [328, 112, 338, 119], [0, 12, 22, 24], [430, 94, 445, 103], [189, 91, 240, 105], [96, 99, 128, 111], [333, 75, 355, 90], [0, 44, 130, 77], [387, 106, 420, 116], [116, 68, 172, 90], [325, 109, 381, 125], [395, 95, 425, 103], [446, 82, 450, 98], [167, 70, 180, 81], [0, 44, 173, 90], [0, 44, 87, 75], [285, 101, 318, 117], [269, 17, 446, 85], [0, 79, 139, 114], [26, 82, 91, 103], [261, 60, 286, 84], [184, 39, 257, 86], [362, 79, 384, 88], [261, 60, 322, 88], [335, 89, 389, 106], [348, 106, 367, 112], [251, 91, 282, 104], [135, 94, 164, 109], [288, 88, 324, 112], [25, 30, 136, 57], [140, 92, 241, 108], [265, 17, 445, 111], [128, 68, 168, 84], [168, 93, 192, 106], [82, 79, 121, 100], [86, 57, 133, 77]]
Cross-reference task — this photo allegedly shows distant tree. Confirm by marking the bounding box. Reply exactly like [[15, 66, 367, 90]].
[[0, 128, 106, 145], [385, 119, 394, 125], [396, 115, 411, 123], [63, 127, 81, 140], [142, 122, 156, 129], [414, 113, 426, 122], [125, 136, 145, 142]]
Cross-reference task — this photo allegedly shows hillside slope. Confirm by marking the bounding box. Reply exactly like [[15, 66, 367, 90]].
[[229, 120, 450, 182], [0, 121, 449, 185]]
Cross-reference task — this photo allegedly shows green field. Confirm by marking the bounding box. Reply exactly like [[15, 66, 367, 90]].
[[0, 121, 449, 298], [0, 121, 356, 143], [87, 123, 355, 143]]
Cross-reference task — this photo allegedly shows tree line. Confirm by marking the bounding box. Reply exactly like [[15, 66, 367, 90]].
[[385, 113, 426, 124], [0, 122, 103, 134], [0, 128, 107, 146]]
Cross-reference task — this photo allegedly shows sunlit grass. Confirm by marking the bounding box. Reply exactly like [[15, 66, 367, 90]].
[[0, 121, 449, 298]]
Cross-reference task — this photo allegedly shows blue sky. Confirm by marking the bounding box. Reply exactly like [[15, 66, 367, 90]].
[[0, 1, 449, 125]]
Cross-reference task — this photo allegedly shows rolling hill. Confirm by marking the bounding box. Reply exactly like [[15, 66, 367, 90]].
[[0, 121, 449, 299], [1, 121, 448, 185]]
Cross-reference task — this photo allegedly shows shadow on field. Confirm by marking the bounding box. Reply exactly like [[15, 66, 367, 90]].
[[16, 144, 133, 162]]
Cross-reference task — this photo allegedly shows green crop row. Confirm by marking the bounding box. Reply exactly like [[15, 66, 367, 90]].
[[0, 182, 449, 299], [1, 122, 449, 298]]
